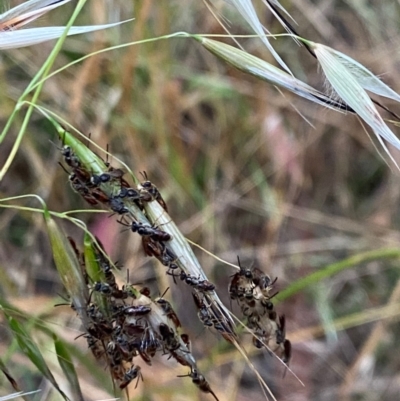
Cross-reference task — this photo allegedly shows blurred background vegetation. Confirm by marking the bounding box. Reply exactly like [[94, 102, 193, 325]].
[[1, 0, 400, 400]]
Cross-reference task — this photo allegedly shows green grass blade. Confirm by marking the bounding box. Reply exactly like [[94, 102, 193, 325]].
[[278, 248, 400, 302], [54, 335, 84, 401], [0, 308, 69, 401], [44, 212, 89, 326]]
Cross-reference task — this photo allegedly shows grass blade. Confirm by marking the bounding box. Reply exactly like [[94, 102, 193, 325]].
[[0, 308, 69, 401], [44, 211, 89, 326], [54, 335, 84, 401]]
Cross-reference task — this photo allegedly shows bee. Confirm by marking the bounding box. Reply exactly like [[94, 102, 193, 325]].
[[85, 334, 104, 360], [89, 187, 110, 204], [124, 305, 152, 317], [155, 289, 181, 328], [141, 236, 164, 258], [93, 282, 113, 296], [118, 187, 141, 200], [159, 323, 180, 352], [109, 196, 129, 215], [110, 361, 125, 381], [91, 168, 126, 186], [139, 171, 168, 212], [192, 293, 213, 327], [169, 270, 215, 292], [178, 369, 219, 401], [61, 145, 81, 169], [68, 174, 99, 205], [131, 221, 171, 242], [119, 365, 143, 389]]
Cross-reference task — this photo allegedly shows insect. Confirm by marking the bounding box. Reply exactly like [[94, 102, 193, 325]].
[[119, 365, 143, 389], [169, 270, 215, 292], [139, 171, 168, 212], [109, 196, 129, 214], [155, 288, 181, 328], [141, 236, 164, 258], [159, 323, 180, 352], [61, 145, 81, 169], [93, 282, 113, 296], [124, 305, 152, 317], [282, 339, 292, 364], [129, 221, 171, 242], [85, 334, 104, 360], [118, 187, 141, 200], [192, 293, 213, 327], [68, 173, 99, 205], [91, 168, 126, 186], [178, 369, 219, 401]]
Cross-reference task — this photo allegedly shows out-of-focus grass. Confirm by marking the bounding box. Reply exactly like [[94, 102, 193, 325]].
[[1, 1, 400, 400]]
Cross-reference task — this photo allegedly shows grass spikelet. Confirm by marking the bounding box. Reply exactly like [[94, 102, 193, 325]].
[[308, 41, 400, 167], [220, 0, 292, 74], [194, 36, 348, 111]]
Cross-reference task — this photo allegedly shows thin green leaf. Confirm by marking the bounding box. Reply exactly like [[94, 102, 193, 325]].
[[0, 357, 19, 391], [83, 234, 110, 315], [83, 234, 102, 283], [0, 309, 69, 401], [277, 248, 400, 302], [54, 335, 84, 401], [195, 37, 346, 111], [44, 214, 89, 326]]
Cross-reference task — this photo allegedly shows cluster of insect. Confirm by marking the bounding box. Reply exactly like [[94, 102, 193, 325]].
[[59, 135, 291, 399], [229, 258, 291, 364], [69, 238, 217, 397]]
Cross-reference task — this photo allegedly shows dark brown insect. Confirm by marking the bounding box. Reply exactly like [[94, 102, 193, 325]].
[[85, 334, 104, 360], [69, 174, 99, 205], [140, 171, 168, 212], [61, 145, 81, 169], [130, 221, 171, 242], [118, 187, 141, 200], [109, 196, 129, 214], [169, 270, 215, 292], [124, 305, 152, 317], [159, 323, 180, 352], [91, 168, 126, 186], [192, 293, 213, 327], [156, 289, 181, 328], [119, 365, 143, 389], [141, 236, 164, 258], [178, 369, 219, 401]]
